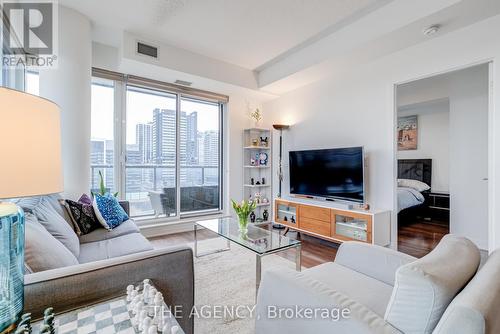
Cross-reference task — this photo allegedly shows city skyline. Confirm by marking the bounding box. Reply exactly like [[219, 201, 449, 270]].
[[92, 108, 218, 166], [91, 106, 219, 197]]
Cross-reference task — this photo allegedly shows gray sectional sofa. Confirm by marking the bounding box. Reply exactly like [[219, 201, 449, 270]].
[[17, 194, 194, 334]]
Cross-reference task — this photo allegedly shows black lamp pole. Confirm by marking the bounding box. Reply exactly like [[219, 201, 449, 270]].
[[272, 124, 289, 230], [273, 124, 289, 199], [278, 129, 283, 197]]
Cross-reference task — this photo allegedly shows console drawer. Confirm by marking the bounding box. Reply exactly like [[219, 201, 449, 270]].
[[299, 205, 331, 222], [299, 217, 331, 237]]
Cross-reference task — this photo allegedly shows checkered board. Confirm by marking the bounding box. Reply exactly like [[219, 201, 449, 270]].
[[32, 295, 184, 334]]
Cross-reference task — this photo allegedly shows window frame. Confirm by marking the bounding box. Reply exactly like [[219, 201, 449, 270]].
[[91, 69, 226, 223]]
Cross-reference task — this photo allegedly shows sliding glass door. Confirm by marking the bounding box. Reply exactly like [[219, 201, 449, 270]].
[[180, 97, 221, 214], [125, 86, 178, 217], [89, 70, 225, 221]]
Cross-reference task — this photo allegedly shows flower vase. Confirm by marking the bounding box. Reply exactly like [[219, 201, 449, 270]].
[[238, 216, 249, 234]]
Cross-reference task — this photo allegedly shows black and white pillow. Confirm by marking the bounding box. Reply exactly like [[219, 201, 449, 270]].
[[65, 199, 101, 235]]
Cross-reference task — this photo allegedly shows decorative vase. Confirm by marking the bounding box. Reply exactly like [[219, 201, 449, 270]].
[[238, 216, 249, 233], [0, 203, 25, 333], [263, 209, 269, 222]]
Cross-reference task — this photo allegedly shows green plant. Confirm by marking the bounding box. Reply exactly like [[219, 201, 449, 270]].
[[96, 170, 118, 197], [231, 199, 256, 223]]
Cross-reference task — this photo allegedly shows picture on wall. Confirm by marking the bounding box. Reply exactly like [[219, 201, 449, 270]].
[[398, 115, 418, 150]]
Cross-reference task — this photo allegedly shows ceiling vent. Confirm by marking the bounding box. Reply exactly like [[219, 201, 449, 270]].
[[137, 42, 158, 58], [174, 79, 193, 86]]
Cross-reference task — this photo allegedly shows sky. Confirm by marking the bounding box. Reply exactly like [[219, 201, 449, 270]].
[[25, 71, 39, 95], [90, 82, 220, 143]]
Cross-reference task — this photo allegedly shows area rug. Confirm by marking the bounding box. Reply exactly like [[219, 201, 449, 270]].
[[188, 237, 299, 334]]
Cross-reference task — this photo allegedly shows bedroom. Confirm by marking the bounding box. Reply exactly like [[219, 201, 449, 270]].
[[395, 63, 489, 257]]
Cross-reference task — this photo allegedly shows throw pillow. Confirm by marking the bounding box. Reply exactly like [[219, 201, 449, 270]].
[[15, 196, 80, 258], [93, 193, 129, 230], [24, 212, 79, 272], [78, 193, 92, 205], [65, 199, 101, 235]]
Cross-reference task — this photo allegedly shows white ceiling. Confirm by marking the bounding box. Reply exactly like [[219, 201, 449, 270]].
[[60, 0, 500, 95], [258, 0, 500, 94], [60, 0, 385, 70]]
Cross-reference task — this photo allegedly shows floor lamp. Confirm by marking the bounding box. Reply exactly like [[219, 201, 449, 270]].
[[273, 124, 289, 229]]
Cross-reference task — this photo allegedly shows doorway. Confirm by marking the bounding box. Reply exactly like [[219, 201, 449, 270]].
[[394, 63, 490, 257]]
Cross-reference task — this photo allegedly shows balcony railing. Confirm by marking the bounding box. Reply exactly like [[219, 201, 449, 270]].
[[90, 164, 220, 217]]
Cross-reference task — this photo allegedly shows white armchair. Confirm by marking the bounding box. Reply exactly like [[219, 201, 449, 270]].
[[255, 235, 481, 334]]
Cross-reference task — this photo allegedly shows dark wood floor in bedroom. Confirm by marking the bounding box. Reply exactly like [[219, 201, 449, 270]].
[[149, 220, 449, 268], [398, 219, 449, 258]]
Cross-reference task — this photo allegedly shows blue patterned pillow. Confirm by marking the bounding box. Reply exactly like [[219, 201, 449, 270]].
[[92, 193, 129, 230]]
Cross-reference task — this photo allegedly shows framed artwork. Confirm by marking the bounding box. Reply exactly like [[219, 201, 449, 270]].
[[398, 115, 418, 150]]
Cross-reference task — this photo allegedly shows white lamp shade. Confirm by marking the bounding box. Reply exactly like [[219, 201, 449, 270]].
[[0, 87, 63, 199]]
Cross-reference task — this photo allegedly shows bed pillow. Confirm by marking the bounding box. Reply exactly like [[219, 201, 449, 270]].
[[65, 199, 101, 235], [398, 179, 430, 192], [93, 193, 129, 230]]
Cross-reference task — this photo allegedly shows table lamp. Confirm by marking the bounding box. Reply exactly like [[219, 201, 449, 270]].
[[0, 87, 62, 333]]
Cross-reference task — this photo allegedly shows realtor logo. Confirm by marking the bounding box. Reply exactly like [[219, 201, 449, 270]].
[[1, 0, 58, 68]]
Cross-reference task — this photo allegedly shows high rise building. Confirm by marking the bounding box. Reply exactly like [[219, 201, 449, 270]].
[[202, 130, 219, 166], [185, 111, 198, 165], [152, 108, 176, 164], [151, 109, 200, 185], [136, 123, 153, 163], [90, 139, 105, 165], [151, 108, 199, 165], [90, 139, 114, 190]]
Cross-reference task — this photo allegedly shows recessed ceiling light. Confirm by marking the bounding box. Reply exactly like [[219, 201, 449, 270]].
[[423, 25, 440, 36]]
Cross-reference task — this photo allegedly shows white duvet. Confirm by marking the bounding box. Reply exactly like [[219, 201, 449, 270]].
[[397, 186, 425, 213]]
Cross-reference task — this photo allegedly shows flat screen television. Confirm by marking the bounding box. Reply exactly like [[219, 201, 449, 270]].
[[289, 147, 365, 203]]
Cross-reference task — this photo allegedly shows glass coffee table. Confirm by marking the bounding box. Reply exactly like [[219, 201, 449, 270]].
[[194, 217, 302, 295]]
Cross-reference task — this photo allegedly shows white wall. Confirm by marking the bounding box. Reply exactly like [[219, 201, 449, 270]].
[[39, 6, 92, 199], [264, 14, 500, 251], [397, 100, 450, 192]]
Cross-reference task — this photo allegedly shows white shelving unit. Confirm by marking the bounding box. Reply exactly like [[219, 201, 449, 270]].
[[243, 128, 272, 225]]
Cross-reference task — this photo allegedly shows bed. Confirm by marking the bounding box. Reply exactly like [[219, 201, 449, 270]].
[[397, 159, 432, 223]]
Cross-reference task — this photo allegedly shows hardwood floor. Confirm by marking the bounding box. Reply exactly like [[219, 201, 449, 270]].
[[149, 220, 448, 269], [398, 219, 449, 258]]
